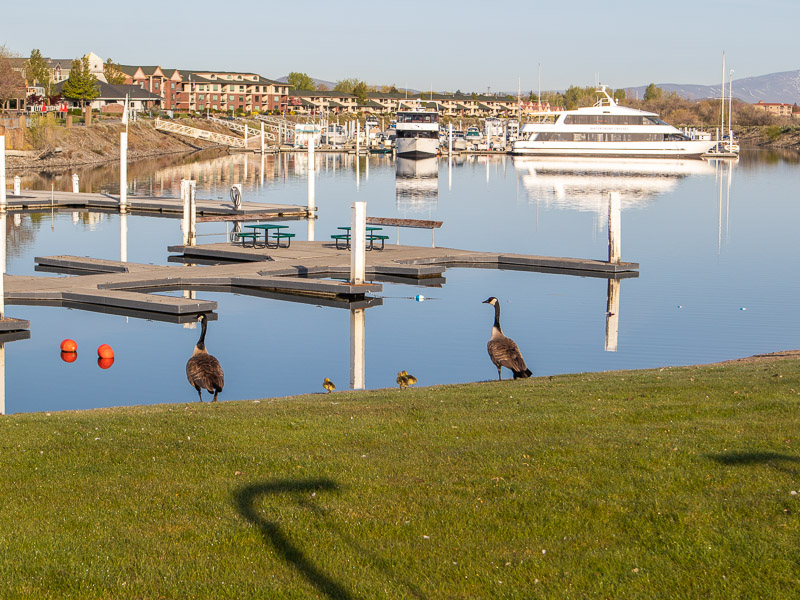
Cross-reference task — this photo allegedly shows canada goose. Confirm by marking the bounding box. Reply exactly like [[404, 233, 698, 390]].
[[402, 371, 418, 387], [186, 314, 224, 402], [323, 378, 336, 393], [482, 297, 532, 380], [397, 371, 409, 389]]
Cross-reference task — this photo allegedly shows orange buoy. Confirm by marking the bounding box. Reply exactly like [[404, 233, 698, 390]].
[[60, 351, 77, 363], [97, 344, 114, 359], [97, 357, 114, 369], [60, 339, 77, 352]]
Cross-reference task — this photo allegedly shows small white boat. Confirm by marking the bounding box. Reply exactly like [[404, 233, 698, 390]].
[[395, 109, 439, 158]]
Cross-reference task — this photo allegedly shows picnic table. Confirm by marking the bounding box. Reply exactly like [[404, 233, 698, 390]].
[[236, 224, 295, 248], [331, 226, 389, 250]]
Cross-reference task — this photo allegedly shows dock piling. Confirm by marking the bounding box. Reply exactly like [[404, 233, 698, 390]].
[[120, 132, 128, 211], [13, 176, 20, 197], [0, 136, 5, 209], [350, 201, 366, 284], [72, 174, 79, 194], [350, 307, 365, 390], [608, 191, 621, 264], [307, 169, 315, 242]]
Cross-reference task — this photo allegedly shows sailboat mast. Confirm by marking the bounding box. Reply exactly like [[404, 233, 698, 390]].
[[728, 68, 734, 141], [720, 52, 726, 141]]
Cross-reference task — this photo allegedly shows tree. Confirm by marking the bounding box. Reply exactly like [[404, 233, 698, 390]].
[[0, 45, 25, 111], [61, 55, 99, 108], [333, 78, 359, 93], [643, 83, 663, 102], [316, 83, 329, 92], [287, 72, 315, 91], [25, 49, 52, 96], [103, 58, 127, 85]]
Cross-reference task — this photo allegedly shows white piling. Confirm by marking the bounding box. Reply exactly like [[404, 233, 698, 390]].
[[260, 122, 265, 154], [608, 191, 621, 264], [181, 179, 189, 246], [350, 201, 366, 284], [119, 132, 128, 211], [350, 307, 365, 390], [72, 173, 79, 193], [120, 210, 128, 263], [449, 122, 453, 156], [308, 134, 315, 171], [307, 169, 315, 241], [188, 180, 197, 246], [13, 176, 20, 196], [0, 136, 5, 209]]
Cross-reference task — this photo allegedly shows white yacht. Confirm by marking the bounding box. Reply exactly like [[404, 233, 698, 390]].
[[512, 86, 717, 158], [395, 109, 439, 158]]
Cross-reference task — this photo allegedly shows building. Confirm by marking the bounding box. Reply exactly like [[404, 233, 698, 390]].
[[54, 80, 162, 112], [176, 71, 289, 114], [752, 101, 795, 117]]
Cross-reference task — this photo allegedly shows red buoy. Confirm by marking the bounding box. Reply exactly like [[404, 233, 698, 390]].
[[97, 357, 114, 370], [97, 344, 114, 359], [60, 339, 77, 353], [60, 351, 77, 363]]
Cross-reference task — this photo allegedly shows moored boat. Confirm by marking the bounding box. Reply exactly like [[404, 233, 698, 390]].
[[395, 109, 439, 158]]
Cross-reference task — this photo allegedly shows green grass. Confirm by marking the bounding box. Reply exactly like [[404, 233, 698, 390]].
[[1, 356, 799, 599]]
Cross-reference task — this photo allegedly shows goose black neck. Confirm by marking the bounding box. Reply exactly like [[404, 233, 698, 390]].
[[197, 316, 207, 351], [493, 302, 502, 331]]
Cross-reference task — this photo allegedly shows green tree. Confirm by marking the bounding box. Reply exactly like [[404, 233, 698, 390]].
[[287, 72, 315, 91], [103, 58, 127, 85], [613, 88, 626, 103], [333, 78, 359, 93], [352, 81, 369, 104], [0, 45, 25, 111], [643, 83, 663, 102], [25, 49, 52, 96], [61, 55, 99, 108]]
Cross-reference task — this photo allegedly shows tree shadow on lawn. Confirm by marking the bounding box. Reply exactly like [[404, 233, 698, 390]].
[[233, 478, 352, 600], [707, 451, 800, 476], [234, 478, 428, 600]]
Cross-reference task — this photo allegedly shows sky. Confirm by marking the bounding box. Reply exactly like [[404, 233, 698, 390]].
[[3, 0, 797, 93]]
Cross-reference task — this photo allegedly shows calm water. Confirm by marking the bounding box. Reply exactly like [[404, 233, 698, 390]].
[[3, 148, 799, 414]]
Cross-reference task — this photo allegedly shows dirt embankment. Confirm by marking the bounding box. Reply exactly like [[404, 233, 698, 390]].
[[737, 126, 800, 150], [5, 118, 235, 172]]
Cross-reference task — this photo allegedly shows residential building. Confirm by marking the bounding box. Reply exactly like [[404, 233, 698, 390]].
[[752, 101, 795, 117], [54, 80, 162, 112]]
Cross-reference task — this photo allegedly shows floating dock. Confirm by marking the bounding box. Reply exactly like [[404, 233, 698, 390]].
[[3, 190, 313, 221]]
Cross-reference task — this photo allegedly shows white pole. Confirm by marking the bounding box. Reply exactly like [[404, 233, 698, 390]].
[[350, 307, 365, 390], [189, 180, 197, 246], [307, 169, 315, 241], [350, 201, 366, 284], [13, 176, 20, 196], [261, 121, 265, 154], [181, 179, 189, 246], [120, 131, 127, 211], [608, 191, 621, 264], [308, 133, 315, 171], [72, 173, 79, 193], [449, 122, 453, 156], [0, 136, 5, 209], [120, 210, 128, 263]]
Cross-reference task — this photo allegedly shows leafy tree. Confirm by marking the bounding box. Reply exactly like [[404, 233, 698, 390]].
[[25, 49, 52, 96], [333, 78, 359, 93], [287, 72, 315, 91], [0, 45, 25, 111], [643, 83, 663, 102], [316, 83, 329, 91], [352, 81, 369, 104], [613, 88, 626, 103], [61, 55, 99, 108], [103, 58, 127, 85]]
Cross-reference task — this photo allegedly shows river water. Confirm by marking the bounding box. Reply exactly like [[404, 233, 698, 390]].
[[3, 148, 799, 413]]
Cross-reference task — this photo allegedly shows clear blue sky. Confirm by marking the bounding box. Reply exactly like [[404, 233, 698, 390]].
[[3, 0, 796, 92]]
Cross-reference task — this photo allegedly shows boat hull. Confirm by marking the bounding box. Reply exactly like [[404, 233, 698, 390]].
[[511, 140, 717, 158], [396, 137, 439, 158]]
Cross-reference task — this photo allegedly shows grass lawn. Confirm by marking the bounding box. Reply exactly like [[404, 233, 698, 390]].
[[1, 353, 798, 599]]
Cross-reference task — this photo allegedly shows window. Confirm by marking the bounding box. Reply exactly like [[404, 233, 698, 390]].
[[229, 95, 234, 101], [213, 85, 218, 91], [199, 95, 204, 100], [212, 95, 217, 101], [171, 82, 175, 90], [239, 86, 244, 92]]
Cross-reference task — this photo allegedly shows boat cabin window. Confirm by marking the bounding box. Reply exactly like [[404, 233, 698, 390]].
[[397, 112, 438, 124], [564, 114, 657, 125]]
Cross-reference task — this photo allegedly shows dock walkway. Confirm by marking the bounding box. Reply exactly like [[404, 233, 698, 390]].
[[4, 190, 312, 221], [5, 240, 638, 322]]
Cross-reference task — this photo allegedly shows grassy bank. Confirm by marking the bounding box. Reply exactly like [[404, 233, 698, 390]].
[[1, 354, 799, 599]]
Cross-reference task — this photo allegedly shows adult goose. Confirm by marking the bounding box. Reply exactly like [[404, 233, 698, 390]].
[[482, 297, 532, 380], [186, 314, 225, 402]]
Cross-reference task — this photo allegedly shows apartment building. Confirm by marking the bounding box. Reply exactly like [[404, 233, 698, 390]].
[[752, 101, 796, 117]]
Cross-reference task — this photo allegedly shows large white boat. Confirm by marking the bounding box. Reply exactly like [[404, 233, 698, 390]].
[[395, 109, 439, 158], [512, 86, 717, 158]]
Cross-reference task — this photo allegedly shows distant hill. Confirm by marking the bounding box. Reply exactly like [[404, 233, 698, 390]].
[[626, 70, 800, 104]]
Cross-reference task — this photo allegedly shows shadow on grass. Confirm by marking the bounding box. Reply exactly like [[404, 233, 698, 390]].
[[233, 478, 352, 600], [708, 451, 800, 476]]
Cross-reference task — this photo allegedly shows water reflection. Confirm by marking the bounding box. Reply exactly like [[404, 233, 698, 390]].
[[395, 158, 438, 212], [515, 156, 717, 219]]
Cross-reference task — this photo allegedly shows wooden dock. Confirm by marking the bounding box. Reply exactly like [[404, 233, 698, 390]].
[[3, 190, 313, 221]]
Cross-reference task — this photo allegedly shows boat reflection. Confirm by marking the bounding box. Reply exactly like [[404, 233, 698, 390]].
[[395, 157, 438, 212], [514, 156, 717, 217]]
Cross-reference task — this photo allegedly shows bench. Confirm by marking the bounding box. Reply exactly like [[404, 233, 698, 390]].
[[270, 232, 295, 248], [365, 217, 444, 247], [367, 234, 389, 250], [331, 234, 351, 249], [235, 232, 261, 248]]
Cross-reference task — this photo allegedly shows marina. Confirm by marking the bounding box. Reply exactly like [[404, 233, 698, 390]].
[[0, 147, 797, 414]]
